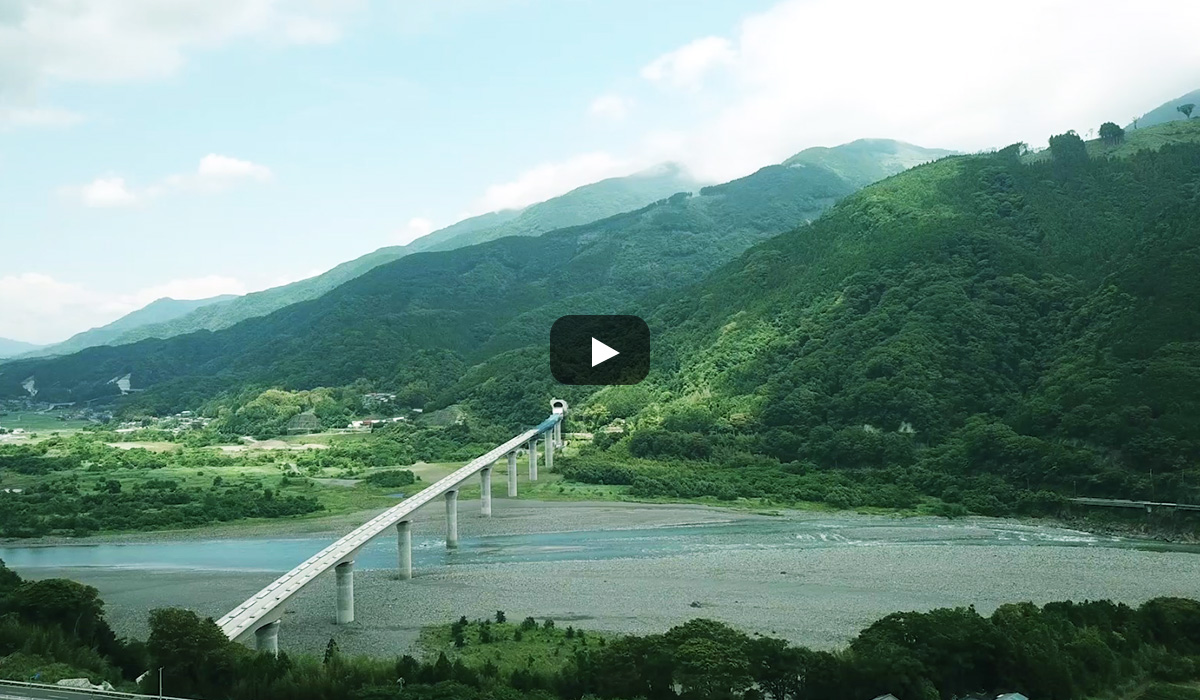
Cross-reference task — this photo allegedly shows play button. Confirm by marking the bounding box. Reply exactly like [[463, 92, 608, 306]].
[[550, 315, 650, 385], [591, 338, 620, 367]]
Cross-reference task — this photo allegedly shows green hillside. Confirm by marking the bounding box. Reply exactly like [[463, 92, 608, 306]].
[[94, 165, 699, 349], [0, 140, 947, 410], [783, 138, 955, 188], [1023, 117, 1200, 163], [565, 129, 1200, 515], [17, 295, 236, 359]]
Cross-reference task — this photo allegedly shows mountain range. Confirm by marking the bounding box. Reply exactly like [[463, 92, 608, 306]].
[[8, 164, 702, 359], [0, 138, 952, 404], [5, 92, 1200, 515]]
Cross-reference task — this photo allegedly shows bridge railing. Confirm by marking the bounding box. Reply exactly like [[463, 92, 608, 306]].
[[0, 678, 193, 700]]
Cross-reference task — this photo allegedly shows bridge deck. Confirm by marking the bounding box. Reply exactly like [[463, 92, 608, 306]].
[[217, 415, 560, 642]]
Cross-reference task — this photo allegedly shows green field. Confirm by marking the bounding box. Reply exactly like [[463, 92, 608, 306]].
[[416, 616, 610, 677], [0, 410, 94, 433]]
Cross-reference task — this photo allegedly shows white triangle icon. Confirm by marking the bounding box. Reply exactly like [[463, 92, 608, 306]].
[[591, 337, 620, 367]]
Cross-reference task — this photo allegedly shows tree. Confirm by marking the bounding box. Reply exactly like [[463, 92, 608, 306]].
[[675, 637, 752, 698], [1048, 130, 1088, 166], [323, 637, 340, 665], [495, 610, 506, 624], [146, 608, 241, 696], [10, 578, 113, 648], [1098, 122, 1125, 145], [1178, 103, 1195, 119]]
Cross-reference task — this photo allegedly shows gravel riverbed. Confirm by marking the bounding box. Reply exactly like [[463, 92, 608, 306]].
[[15, 500, 1200, 658]]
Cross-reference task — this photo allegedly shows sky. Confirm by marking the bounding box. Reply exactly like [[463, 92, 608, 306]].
[[2, 0, 1199, 345]]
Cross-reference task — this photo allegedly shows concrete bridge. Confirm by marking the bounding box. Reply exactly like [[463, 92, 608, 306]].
[[216, 399, 569, 653]]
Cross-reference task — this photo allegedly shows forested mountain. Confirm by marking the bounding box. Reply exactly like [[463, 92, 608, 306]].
[[83, 164, 700, 350], [0, 338, 41, 359], [0, 139, 948, 409], [15, 295, 236, 360], [565, 119, 1200, 512]]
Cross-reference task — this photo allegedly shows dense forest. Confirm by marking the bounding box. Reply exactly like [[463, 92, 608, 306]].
[[585, 127, 1200, 514], [3, 561, 1199, 700]]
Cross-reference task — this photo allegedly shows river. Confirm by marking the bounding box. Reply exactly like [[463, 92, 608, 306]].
[[3, 501, 1199, 655]]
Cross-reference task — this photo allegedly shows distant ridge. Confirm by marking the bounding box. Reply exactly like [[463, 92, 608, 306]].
[[16, 295, 237, 360], [84, 163, 703, 349], [0, 337, 42, 359]]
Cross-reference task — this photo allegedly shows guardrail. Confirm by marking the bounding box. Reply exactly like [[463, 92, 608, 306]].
[[217, 413, 562, 642], [0, 678, 192, 700], [1069, 497, 1200, 512]]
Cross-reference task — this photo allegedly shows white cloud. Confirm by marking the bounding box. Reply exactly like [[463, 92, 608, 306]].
[[66, 154, 273, 207], [197, 154, 273, 181], [395, 217, 436, 245], [0, 0, 355, 125], [0, 106, 84, 127], [589, 93, 634, 121], [634, 0, 1200, 182], [76, 176, 139, 208], [166, 153, 274, 191], [469, 0, 1200, 219], [0, 272, 247, 345], [474, 152, 632, 213], [640, 36, 735, 91]]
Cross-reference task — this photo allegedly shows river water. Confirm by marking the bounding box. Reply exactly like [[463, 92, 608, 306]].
[[4, 502, 1199, 654]]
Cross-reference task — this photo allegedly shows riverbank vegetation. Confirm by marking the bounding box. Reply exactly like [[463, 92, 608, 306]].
[[5, 560, 1200, 700], [0, 562, 146, 686], [0, 431, 439, 538]]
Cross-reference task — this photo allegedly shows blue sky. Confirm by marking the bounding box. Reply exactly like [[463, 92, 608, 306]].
[[2, 0, 1199, 344]]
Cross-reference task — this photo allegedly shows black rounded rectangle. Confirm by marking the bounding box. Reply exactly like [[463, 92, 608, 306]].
[[550, 315, 650, 386]]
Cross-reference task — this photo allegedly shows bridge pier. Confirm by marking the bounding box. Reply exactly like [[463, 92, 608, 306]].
[[255, 620, 280, 655], [507, 452, 517, 497], [528, 439, 538, 481], [396, 520, 412, 580], [445, 490, 459, 549], [335, 561, 354, 624], [481, 467, 492, 516], [544, 433, 554, 472]]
